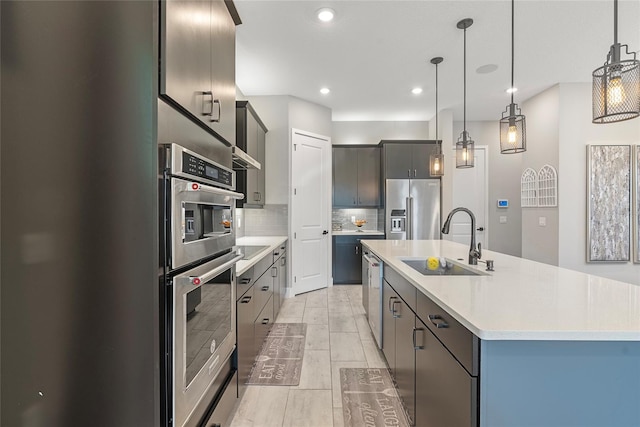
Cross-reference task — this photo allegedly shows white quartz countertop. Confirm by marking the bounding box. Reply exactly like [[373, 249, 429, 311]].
[[361, 239, 640, 341], [236, 236, 287, 276], [333, 230, 385, 236]]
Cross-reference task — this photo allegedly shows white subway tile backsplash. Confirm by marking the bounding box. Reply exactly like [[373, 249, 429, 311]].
[[241, 204, 288, 236]]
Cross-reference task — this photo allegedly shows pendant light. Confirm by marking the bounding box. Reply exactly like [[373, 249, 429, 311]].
[[499, 0, 526, 153], [456, 18, 474, 169], [592, 0, 640, 123], [429, 57, 444, 177]]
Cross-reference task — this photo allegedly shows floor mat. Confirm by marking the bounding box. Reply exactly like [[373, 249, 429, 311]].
[[340, 368, 410, 427], [246, 323, 306, 386]]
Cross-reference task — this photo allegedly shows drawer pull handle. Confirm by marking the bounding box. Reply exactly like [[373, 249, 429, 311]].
[[412, 327, 425, 350], [240, 278, 252, 284], [274, 252, 280, 256], [261, 318, 270, 325], [428, 314, 449, 329], [240, 296, 252, 303], [261, 286, 270, 291]]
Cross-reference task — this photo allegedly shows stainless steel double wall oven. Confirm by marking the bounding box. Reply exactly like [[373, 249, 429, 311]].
[[160, 144, 243, 427]]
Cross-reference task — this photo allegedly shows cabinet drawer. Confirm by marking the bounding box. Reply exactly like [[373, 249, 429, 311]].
[[384, 266, 416, 309], [417, 291, 479, 376], [254, 295, 274, 355], [237, 266, 254, 300], [273, 243, 286, 263], [253, 253, 273, 281], [253, 273, 273, 320]]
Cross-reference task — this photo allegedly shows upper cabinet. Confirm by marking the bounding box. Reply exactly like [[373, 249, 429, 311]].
[[160, 0, 237, 146], [236, 101, 267, 207], [384, 142, 438, 179], [333, 146, 381, 208]]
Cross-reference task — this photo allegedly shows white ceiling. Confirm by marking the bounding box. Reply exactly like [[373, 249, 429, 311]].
[[234, 1, 640, 122]]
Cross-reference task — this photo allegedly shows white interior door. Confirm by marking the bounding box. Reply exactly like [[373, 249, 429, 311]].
[[290, 129, 331, 295], [450, 146, 488, 249]]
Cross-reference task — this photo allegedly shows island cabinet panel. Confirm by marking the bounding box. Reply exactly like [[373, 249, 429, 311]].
[[415, 319, 478, 427], [382, 265, 479, 427]]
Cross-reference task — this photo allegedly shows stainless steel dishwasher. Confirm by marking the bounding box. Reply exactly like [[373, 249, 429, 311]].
[[362, 250, 383, 349]]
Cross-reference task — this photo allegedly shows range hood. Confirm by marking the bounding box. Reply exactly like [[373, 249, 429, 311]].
[[232, 146, 261, 170]]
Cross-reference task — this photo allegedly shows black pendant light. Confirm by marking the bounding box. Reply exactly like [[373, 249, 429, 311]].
[[499, 0, 526, 153], [429, 57, 444, 177], [592, 0, 640, 123], [456, 18, 474, 169]]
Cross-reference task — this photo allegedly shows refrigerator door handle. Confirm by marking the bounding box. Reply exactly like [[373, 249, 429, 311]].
[[406, 196, 412, 240]]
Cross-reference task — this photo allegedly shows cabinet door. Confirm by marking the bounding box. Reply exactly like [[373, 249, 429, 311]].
[[394, 299, 416, 425], [382, 280, 398, 376], [209, 0, 236, 145], [245, 113, 261, 205], [237, 286, 255, 395], [415, 319, 477, 427], [256, 123, 266, 205], [385, 144, 413, 179], [357, 147, 381, 206], [271, 266, 280, 318], [333, 147, 358, 207], [278, 253, 287, 311], [162, 0, 212, 122], [412, 144, 434, 179], [333, 239, 361, 284]]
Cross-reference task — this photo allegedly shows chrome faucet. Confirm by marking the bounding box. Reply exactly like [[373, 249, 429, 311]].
[[441, 207, 481, 265]]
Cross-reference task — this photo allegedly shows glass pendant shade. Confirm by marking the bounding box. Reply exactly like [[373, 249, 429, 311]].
[[500, 103, 526, 153], [456, 131, 474, 168], [592, 51, 640, 123], [429, 150, 444, 176]]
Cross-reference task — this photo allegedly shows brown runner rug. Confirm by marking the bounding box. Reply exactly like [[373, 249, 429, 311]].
[[246, 323, 306, 386], [340, 368, 410, 427]]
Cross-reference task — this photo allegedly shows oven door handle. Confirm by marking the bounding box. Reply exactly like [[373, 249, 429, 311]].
[[176, 253, 243, 286], [186, 181, 244, 200]]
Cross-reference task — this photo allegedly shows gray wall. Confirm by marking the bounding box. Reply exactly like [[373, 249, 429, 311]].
[[332, 121, 429, 145], [558, 83, 640, 284], [520, 85, 560, 265]]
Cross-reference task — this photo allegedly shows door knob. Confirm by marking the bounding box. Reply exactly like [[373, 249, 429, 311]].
[[322, 230, 328, 235]]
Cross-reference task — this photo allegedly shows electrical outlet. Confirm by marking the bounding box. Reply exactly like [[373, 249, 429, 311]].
[[351, 216, 356, 223], [539, 216, 546, 227], [499, 216, 507, 224]]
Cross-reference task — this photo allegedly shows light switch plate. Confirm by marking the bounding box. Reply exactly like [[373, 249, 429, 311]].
[[499, 216, 507, 224], [539, 216, 547, 226]]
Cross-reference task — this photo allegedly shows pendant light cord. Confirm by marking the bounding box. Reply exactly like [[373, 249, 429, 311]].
[[614, 0, 618, 46], [463, 26, 467, 138], [435, 62, 439, 149], [510, 0, 515, 105]]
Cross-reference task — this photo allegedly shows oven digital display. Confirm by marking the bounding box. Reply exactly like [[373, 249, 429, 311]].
[[205, 165, 218, 179]]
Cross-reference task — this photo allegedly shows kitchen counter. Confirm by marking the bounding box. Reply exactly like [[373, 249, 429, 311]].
[[361, 239, 640, 341], [333, 230, 384, 236], [236, 235, 287, 276]]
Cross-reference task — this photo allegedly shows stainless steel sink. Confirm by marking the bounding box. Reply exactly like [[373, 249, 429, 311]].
[[401, 258, 487, 276]]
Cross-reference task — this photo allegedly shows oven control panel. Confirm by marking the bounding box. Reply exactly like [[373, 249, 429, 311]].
[[182, 152, 233, 188], [163, 143, 235, 190]]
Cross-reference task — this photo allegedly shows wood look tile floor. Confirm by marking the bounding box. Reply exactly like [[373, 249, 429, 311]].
[[230, 285, 385, 427]]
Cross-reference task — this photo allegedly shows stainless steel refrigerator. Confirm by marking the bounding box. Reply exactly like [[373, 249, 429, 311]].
[[385, 179, 441, 240]]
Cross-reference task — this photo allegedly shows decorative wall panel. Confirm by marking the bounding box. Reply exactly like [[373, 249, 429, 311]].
[[635, 146, 640, 263], [587, 145, 631, 262]]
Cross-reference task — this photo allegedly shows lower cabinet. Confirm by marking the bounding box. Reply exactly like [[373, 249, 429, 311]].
[[382, 267, 479, 427], [235, 241, 288, 396], [333, 234, 384, 284]]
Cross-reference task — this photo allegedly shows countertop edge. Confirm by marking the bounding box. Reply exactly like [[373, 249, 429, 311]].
[[236, 236, 288, 276]]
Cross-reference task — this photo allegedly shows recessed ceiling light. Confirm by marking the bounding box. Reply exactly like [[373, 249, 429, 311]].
[[320, 87, 330, 95], [506, 87, 518, 94], [411, 88, 423, 95], [476, 64, 498, 74], [317, 8, 335, 22]]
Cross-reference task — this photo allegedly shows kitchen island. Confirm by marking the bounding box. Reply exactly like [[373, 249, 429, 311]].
[[362, 239, 640, 427]]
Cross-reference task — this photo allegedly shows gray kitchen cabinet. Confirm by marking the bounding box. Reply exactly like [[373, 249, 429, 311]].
[[235, 101, 267, 207], [235, 242, 287, 396], [333, 146, 381, 207], [161, 0, 237, 146], [383, 142, 438, 179], [333, 235, 384, 284], [381, 264, 479, 427]]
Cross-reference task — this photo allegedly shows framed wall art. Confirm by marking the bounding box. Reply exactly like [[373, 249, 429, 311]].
[[586, 145, 631, 262]]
